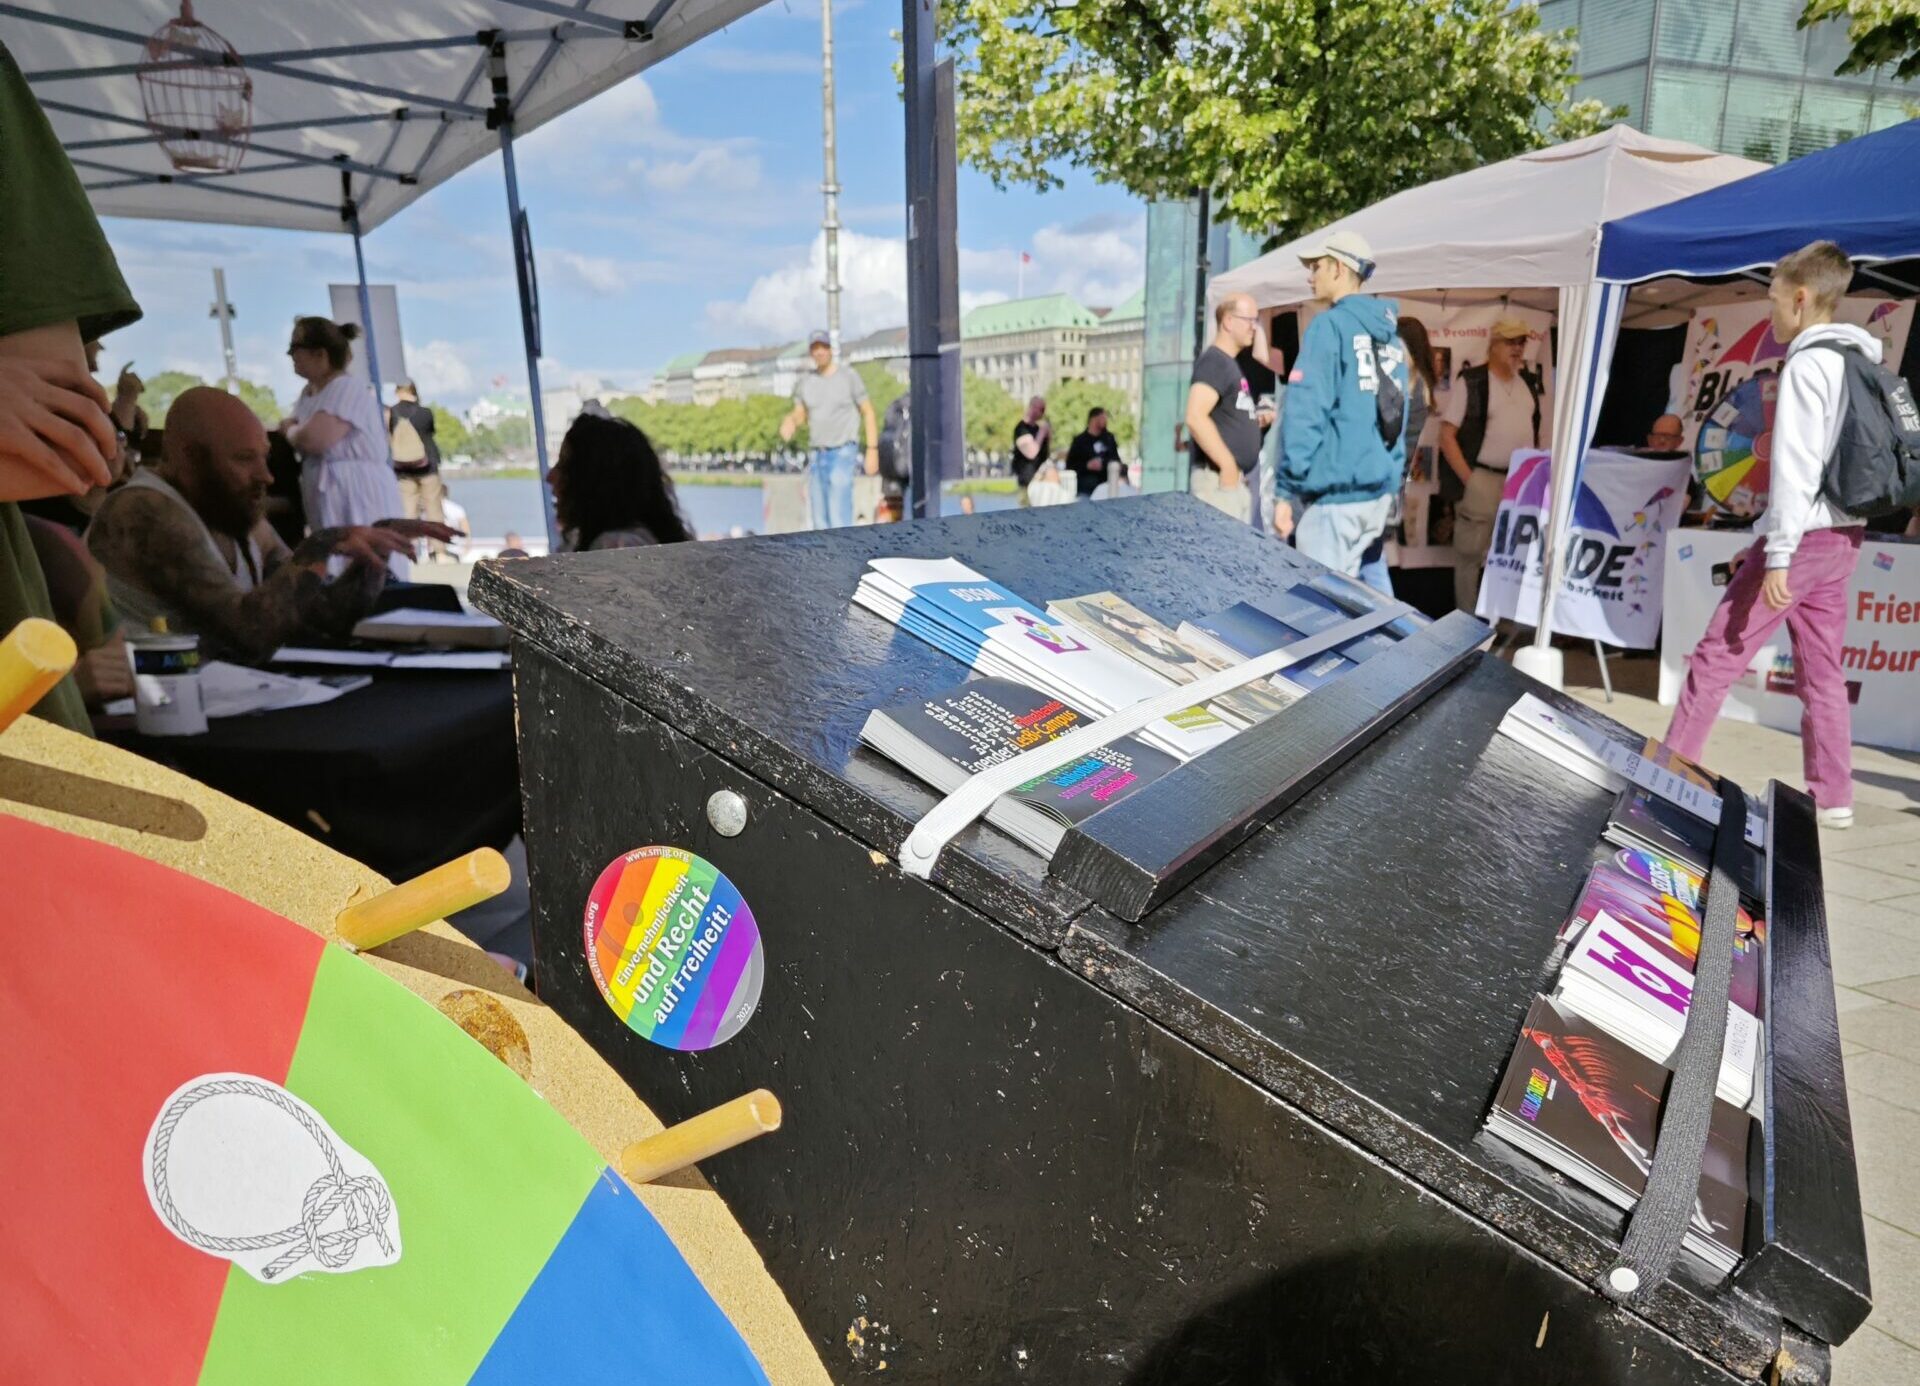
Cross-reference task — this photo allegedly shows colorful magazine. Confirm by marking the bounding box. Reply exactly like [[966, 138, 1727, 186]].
[[1486, 995, 1750, 1275], [1045, 591, 1299, 728], [859, 676, 1178, 857]]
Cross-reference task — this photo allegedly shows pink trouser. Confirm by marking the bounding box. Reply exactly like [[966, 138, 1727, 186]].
[[1666, 527, 1863, 810]]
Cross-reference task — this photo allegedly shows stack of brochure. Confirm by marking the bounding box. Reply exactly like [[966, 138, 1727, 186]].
[[1486, 995, 1751, 1276], [858, 676, 1178, 856], [1497, 692, 1767, 849], [1177, 584, 1406, 694], [1045, 591, 1300, 729], [1555, 907, 1761, 1108], [852, 557, 1237, 761]]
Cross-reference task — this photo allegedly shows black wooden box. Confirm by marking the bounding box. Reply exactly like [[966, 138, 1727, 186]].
[[473, 495, 1868, 1384]]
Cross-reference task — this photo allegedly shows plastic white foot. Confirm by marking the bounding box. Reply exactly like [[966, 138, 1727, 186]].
[[1511, 644, 1565, 691]]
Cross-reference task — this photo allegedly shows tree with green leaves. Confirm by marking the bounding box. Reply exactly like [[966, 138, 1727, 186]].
[[230, 380, 282, 429], [137, 371, 208, 427], [138, 371, 281, 430], [429, 405, 473, 459], [469, 414, 533, 460], [1047, 379, 1137, 452], [962, 370, 1022, 457], [854, 362, 907, 417], [1802, 1, 1920, 81], [941, 0, 1615, 239]]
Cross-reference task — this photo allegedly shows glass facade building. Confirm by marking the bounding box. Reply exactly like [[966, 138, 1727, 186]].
[[1539, 1, 1914, 163]]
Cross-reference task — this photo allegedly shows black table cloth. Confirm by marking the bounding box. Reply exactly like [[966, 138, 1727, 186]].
[[99, 669, 519, 881]]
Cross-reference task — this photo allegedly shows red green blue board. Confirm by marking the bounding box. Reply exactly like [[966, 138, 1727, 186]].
[[583, 846, 764, 1050], [0, 814, 769, 1386]]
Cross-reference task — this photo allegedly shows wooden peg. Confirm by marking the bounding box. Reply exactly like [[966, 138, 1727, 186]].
[[0, 618, 77, 735], [619, 1089, 783, 1185], [335, 848, 511, 952]]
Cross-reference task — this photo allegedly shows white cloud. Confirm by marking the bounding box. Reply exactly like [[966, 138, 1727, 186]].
[[631, 145, 764, 195], [705, 230, 911, 344], [409, 339, 477, 401], [966, 214, 1148, 310], [704, 216, 1148, 348]]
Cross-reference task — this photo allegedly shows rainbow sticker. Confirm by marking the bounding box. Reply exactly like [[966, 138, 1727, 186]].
[[583, 848, 764, 1050]]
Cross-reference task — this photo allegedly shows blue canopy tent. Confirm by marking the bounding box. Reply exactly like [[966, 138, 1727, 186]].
[[1525, 119, 1920, 687]]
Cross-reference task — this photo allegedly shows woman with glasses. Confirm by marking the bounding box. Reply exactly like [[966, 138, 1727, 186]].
[[280, 317, 407, 574]]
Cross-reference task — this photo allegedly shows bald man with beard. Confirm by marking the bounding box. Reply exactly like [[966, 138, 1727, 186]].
[[87, 386, 453, 662]]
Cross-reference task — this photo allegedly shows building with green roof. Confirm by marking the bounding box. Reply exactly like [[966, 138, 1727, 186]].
[[961, 293, 1112, 405], [1086, 288, 1146, 413]]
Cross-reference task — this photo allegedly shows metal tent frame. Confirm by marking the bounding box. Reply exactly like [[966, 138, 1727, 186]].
[[11, 0, 959, 544]]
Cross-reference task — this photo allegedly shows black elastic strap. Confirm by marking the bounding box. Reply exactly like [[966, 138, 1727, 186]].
[[1598, 781, 1747, 1302]]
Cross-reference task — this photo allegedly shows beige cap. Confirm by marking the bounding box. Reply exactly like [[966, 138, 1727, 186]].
[[1297, 228, 1375, 280], [1490, 316, 1533, 340]]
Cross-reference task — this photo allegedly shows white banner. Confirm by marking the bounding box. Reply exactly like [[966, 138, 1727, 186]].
[[1660, 528, 1920, 754], [1386, 299, 1554, 568], [327, 283, 409, 389], [1676, 296, 1913, 517], [1475, 447, 1692, 649]]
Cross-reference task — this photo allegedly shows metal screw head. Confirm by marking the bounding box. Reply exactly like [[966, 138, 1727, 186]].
[[706, 789, 748, 837]]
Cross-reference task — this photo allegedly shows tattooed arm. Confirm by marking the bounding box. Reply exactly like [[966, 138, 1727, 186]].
[[87, 487, 386, 661]]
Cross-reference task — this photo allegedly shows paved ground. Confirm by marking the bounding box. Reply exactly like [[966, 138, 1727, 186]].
[[1551, 648, 1920, 1383]]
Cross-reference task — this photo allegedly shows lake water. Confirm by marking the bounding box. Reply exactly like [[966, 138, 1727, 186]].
[[445, 474, 1015, 542]]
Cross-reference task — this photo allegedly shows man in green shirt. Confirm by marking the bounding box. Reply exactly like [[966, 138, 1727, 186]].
[[0, 42, 143, 732]]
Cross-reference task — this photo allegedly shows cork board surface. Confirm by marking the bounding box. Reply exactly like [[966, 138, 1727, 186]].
[[0, 713, 830, 1386]]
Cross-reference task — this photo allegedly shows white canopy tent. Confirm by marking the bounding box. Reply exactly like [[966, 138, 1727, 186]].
[[6, 0, 778, 543], [1211, 126, 1766, 310], [1212, 127, 1766, 686], [10, 0, 767, 231]]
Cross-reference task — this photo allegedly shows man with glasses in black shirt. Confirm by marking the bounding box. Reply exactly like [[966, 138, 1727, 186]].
[[1186, 293, 1275, 521]]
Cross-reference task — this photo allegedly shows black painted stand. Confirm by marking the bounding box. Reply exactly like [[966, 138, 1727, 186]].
[[473, 495, 1868, 1384]]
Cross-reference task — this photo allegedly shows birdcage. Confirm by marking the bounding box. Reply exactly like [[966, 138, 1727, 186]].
[[137, 1, 252, 174]]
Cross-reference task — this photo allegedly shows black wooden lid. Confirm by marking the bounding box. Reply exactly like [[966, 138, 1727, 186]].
[[474, 495, 1848, 1371], [472, 494, 1343, 949]]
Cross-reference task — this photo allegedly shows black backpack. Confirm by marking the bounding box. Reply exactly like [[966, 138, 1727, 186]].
[[1367, 338, 1406, 451], [877, 395, 911, 482], [1806, 340, 1920, 518]]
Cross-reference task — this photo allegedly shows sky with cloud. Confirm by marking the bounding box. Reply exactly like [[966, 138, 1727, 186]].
[[89, 4, 1144, 414]]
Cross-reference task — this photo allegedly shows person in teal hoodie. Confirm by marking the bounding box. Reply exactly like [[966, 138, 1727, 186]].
[[1274, 229, 1409, 591]]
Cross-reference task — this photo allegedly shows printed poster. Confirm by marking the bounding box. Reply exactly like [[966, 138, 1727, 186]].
[[1475, 448, 1691, 649], [1660, 528, 1920, 754]]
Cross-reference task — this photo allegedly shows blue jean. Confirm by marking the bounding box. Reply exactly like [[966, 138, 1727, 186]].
[[1357, 534, 1394, 598], [1295, 494, 1395, 582], [807, 442, 860, 529]]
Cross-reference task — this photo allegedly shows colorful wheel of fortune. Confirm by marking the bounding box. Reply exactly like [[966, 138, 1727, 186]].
[[1693, 371, 1777, 518]]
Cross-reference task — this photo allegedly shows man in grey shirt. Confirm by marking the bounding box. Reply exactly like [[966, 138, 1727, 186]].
[[780, 329, 880, 529]]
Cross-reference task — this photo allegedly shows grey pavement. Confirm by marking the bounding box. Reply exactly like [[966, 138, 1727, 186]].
[[1552, 647, 1920, 1383]]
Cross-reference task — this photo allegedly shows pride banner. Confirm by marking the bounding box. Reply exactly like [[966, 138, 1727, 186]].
[[1475, 448, 1691, 650]]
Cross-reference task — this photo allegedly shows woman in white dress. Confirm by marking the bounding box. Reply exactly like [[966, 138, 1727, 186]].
[[280, 317, 408, 576]]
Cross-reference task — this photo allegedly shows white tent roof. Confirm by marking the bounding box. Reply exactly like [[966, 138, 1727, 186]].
[[7, 0, 769, 234], [1211, 126, 1767, 310]]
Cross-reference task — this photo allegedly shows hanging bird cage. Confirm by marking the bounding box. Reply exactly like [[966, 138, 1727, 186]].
[[138, 1, 252, 174]]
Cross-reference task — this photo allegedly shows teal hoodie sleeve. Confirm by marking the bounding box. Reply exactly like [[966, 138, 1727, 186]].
[[1277, 312, 1340, 501]]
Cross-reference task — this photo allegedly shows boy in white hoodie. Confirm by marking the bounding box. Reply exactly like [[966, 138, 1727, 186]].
[[1667, 241, 1871, 828]]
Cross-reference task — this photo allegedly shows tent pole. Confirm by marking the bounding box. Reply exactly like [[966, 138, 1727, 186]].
[[902, 0, 955, 518], [497, 114, 559, 551], [347, 197, 384, 404]]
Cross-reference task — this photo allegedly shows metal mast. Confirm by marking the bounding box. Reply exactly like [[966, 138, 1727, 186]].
[[821, 0, 843, 354], [210, 268, 239, 393]]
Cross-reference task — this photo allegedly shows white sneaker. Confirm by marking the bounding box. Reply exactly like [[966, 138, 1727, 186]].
[[1816, 806, 1855, 830]]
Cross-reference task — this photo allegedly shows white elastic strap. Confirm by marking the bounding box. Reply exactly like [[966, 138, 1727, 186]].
[[897, 607, 1408, 878]]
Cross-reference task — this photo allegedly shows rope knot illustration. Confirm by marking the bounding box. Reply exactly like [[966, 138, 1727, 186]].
[[146, 1075, 401, 1282]]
